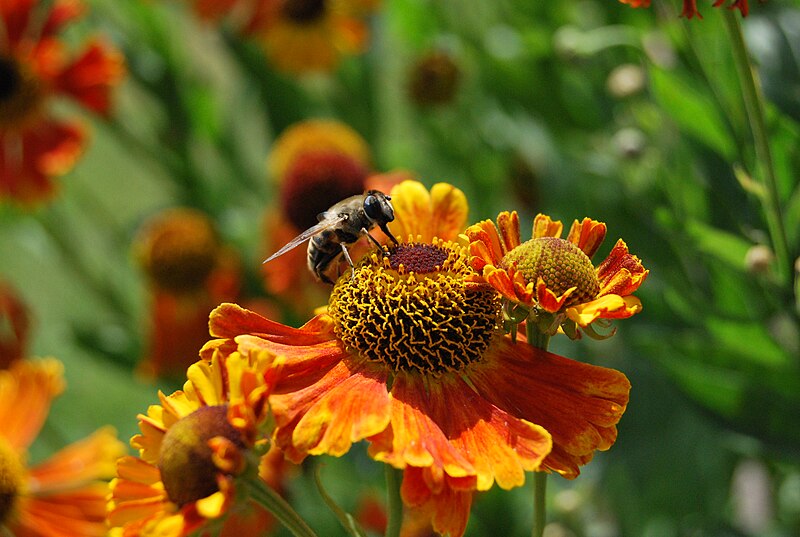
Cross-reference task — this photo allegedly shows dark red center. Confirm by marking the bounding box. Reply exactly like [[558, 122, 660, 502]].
[[387, 244, 450, 273]]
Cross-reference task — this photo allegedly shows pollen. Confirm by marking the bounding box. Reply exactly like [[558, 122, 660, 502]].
[[0, 55, 45, 130], [502, 237, 600, 306], [158, 405, 245, 507], [329, 240, 502, 375], [0, 438, 25, 526]]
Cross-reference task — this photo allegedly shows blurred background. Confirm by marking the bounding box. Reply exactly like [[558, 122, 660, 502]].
[[1, 0, 799, 535]]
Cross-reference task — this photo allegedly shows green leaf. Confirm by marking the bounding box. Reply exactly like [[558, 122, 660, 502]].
[[649, 68, 736, 159]]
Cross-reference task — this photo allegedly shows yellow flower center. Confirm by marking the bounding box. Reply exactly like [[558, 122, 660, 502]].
[[501, 237, 600, 306], [0, 55, 45, 130], [282, 0, 326, 23], [158, 405, 245, 507], [136, 209, 220, 293], [0, 438, 26, 526], [329, 240, 502, 375]]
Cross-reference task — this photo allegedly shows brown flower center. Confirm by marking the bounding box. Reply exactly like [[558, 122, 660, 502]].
[[281, 151, 368, 232], [501, 236, 600, 306], [0, 438, 25, 526], [136, 209, 220, 293], [0, 55, 45, 129], [158, 405, 246, 507], [329, 241, 501, 375], [408, 51, 461, 106], [282, 0, 326, 23]]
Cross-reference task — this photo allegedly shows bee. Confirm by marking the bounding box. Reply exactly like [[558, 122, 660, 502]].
[[263, 190, 399, 284]]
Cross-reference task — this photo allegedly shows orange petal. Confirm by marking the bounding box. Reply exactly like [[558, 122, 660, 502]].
[[532, 213, 563, 239], [535, 279, 574, 313], [483, 265, 521, 304], [464, 220, 504, 265], [368, 373, 475, 478], [566, 218, 607, 258], [17, 482, 116, 537], [270, 358, 390, 461], [428, 183, 468, 242], [208, 303, 335, 346], [496, 211, 522, 253], [27, 426, 124, 489], [425, 374, 552, 490], [401, 467, 473, 537], [566, 294, 643, 326], [596, 239, 648, 296], [468, 339, 630, 478], [55, 38, 125, 115], [0, 358, 64, 451]]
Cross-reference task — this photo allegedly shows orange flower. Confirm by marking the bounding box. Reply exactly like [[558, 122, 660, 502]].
[[262, 119, 408, 314], [618, 0, 752, 18], [0, 358, 126, 536], [466, 212, 648, 339], [256, 0, 380, 73], [0, 0, 124, 204], [134, 208, 241, 379], [205, 181, 631, 537], [107, 348, 282, 536]]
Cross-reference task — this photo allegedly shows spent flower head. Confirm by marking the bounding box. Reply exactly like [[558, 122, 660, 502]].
[[466, 212, 648, 340]]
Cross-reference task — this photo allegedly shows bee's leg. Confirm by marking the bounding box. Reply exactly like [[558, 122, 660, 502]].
[[361, 227, 383, 249], [379, 223, 399, 245], [313, 250, 341, 285], [340, 243, 356, 280]]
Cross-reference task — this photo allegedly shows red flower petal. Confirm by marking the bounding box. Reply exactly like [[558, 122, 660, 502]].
[[54, 38, 125, 115], [566, 217, 607, 259], [401, 467, 473, 537]]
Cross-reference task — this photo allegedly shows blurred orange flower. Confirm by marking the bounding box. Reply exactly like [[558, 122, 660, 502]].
[[257, 0, 380, 73], [0, 281, 30, 369], [0, 0, 124, 203], [466, 212, 648, 339], [619, 0, 752, 18], [107, 348, 282, 537], [0, 358, 125, 536], [134, 208, 242, 379], [206, 181, 631, 537]]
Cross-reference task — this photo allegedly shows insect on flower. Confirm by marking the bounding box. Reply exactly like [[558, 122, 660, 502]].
[[263, 190, 399, 283]]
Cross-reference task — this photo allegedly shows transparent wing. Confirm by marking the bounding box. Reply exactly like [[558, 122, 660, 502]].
[[262, 214, 348, 264]]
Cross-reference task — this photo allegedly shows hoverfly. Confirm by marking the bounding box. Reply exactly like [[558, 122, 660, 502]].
[[263, 190, 399, 284]]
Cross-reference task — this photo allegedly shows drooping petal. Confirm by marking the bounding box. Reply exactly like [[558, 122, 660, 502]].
[[468, 339, 630, 478], [208, 303, 336, 346], [270, 358, 391, 462], [401, 467, 474, 537], [368, 373, 476, 478]]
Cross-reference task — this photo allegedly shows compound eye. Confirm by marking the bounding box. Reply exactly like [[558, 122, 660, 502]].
[[363, 194, 383, 220]]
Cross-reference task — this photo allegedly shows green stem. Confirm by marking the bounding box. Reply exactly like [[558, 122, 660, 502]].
[[526, 321, 549, 537], [721, 10, 792, 286], [245, 474, 319, 537], [384, 465, 403, 537]]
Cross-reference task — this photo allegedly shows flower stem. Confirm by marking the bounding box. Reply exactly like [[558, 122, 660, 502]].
[[245, 473, 319, 537], [721, 9, 792, 287], [526, 320, 549, 537], [384, 465, 403, 537]]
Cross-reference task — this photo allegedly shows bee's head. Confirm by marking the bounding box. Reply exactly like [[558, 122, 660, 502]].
[[363, 191, 395, 224], [364, 190, 399, 245]]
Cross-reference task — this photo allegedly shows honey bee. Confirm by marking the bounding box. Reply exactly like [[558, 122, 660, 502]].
[[263, 190, 399, 284]]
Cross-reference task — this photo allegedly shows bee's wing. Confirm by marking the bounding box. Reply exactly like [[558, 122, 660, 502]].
[[262, 214, 348, 264]]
